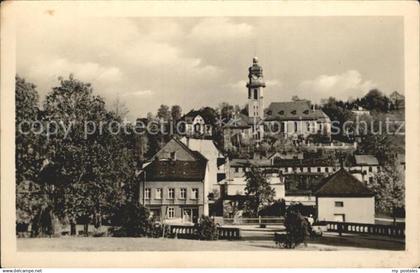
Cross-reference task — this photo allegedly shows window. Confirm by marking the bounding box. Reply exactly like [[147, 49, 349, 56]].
[[168, 188, 175, 199], [306, 122, 311, 131], [168, 207, 175, 218], [278, 111, 284, 115], [156, 188, 162, 199], [145, 188, 151, 200], [369, 177, 373, 183], [317, 167, 321, 172], [294, 122, 298, 132], [254, 89, 258, 99], [368, 166, 373, 172], [235, 167, 239, 173], [191, 188, 199, 199], [335, 201, 344, 207], [180, 188, 187, 199]]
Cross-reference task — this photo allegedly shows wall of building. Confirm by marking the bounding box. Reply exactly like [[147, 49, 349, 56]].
[[139, 180, 204, 206], [316, 196, 375, 224], [225, 177, 285, 200], [265, 120, 331, 138]]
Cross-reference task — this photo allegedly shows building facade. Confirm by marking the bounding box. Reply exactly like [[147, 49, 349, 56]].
[[315, 168, 375, 224], [138, 138, 210, 223]]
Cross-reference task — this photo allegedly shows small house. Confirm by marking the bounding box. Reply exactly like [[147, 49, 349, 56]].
[[315, 168, 375, 224]]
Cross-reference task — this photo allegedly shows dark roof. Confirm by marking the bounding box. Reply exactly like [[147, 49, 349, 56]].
[[354, 155, 379, 166], [265, 101, 330, 121], [314, 168, 374, 197], [144, 160, 207, 181], [181, 110, 213, 124]]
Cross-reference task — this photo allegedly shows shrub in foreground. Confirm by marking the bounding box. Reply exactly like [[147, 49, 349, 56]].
[[194, 216, 218, 240]]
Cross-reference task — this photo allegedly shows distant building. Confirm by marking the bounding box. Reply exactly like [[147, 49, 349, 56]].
[[350, 155, 380, 184], [264, 100, 331, 140], [315, 168, 375, 224], [223, 57, 332, 150], [138, 138, 210, 223], [180, 111, 213, 137], [223, 113, 260, 150], [390, 91, 405, 110], [351, 106, 370, 116]]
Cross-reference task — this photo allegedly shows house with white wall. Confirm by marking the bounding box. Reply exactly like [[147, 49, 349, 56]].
[[315, 168, 375, 224]]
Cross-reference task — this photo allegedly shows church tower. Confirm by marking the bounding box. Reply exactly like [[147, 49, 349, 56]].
[[247, 57, 266, 119]]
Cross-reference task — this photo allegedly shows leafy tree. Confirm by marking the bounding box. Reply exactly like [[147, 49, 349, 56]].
[[368, 165, 405, 224], [110, 95, 129, 119], [15, 76, 47, 225], [15, 76, 43, 184], [41, 75, 138, 232], [170, 105, 182, 122], [360, 89, 390, 112], [321, 97, 355, 141], [218, 102, 234, 122], [156, 104, 171, 121], [244, 167, 275, 217]]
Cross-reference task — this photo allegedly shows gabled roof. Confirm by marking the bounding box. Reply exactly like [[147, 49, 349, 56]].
[[181, 110, 213, 124], [354, 155, 379, 166], [144, 160, 207, 182], [180, 137, 224, 160], [314, 168, 374, 197], [152, 137, 207, 162], [265, 101, 330, 121]]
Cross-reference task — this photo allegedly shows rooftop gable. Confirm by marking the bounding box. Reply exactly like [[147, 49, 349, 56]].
[[315, 168, 375, 197]]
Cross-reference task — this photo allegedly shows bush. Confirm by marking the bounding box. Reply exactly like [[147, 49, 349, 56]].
[[195, 216, 219, 240], [111, 202, 151, 237], [284, 204, 311, 247]]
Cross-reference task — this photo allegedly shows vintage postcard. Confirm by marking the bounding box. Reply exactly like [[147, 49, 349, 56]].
[[1, 0, 419, 268]]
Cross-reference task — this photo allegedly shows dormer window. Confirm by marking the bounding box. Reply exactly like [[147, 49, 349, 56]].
[[291, 110, 297, 115], [170, 152, 176, 160], [278, 110, 284, 115], [267, 110, 272, 115], [303, 110, 309, 114]]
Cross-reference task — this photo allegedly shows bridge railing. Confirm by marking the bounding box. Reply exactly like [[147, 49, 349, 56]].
[[318, 221, 405, 238], [169, 225, 241, 240], [214, 216, 284, 226]]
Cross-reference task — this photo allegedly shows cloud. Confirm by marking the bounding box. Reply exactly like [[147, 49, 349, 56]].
[[266, 80, 283, 88], [122, 90, 153, 97], [189, 18, 254, 42], [298, 70, 375, 102]]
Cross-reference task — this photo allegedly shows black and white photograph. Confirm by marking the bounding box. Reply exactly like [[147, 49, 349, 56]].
[[1, 0, 419, 269]]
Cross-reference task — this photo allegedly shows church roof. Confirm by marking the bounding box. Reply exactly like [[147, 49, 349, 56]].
[[314, 168, 375, 197], [265, 101, 330, 121]]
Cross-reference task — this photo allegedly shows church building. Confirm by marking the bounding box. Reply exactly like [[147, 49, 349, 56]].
[[223, 57, 331, 150]]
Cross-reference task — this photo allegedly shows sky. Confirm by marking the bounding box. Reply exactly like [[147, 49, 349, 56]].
[[16, 16, 404, 121]]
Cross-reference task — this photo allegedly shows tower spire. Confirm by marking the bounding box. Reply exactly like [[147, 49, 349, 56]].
[[247, 57, 265, 119]]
